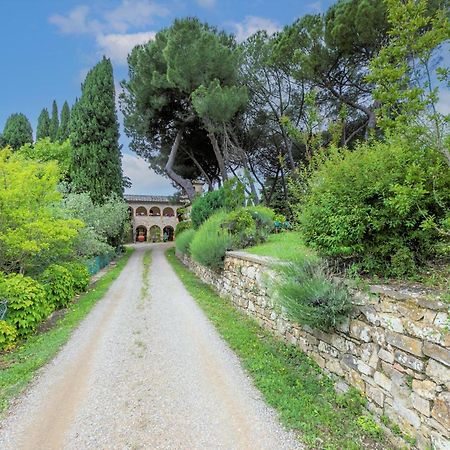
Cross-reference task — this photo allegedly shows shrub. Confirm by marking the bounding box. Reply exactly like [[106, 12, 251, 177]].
[[0, 274, 48, 337], [175, 229, 196, 255], [274, 259, 352, 331], [0, 320, 17, 351], [175, 221, 192, 236], [63, 261, 90, 293], [190, 178, 245, 229], [40, 264, 75, 309], [298, 135, 450, 276], [190, 211, 232, 269]]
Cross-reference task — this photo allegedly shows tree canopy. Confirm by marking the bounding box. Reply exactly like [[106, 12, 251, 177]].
[[1, 113, 33, 150]]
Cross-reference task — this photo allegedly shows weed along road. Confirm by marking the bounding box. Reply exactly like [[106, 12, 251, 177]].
[[0, 244, 301, 450]]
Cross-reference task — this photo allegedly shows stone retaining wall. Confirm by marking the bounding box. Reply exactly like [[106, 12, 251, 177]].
[[178, 251, 450, 449]]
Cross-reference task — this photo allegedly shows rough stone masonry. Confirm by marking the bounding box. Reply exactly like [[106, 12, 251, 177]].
[[178, 250, 450, 450]]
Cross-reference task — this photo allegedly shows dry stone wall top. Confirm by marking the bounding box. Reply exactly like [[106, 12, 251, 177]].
[[178, 251, 450, 450]]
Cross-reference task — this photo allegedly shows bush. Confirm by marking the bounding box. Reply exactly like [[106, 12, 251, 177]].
[[298, 135, 450, 276], [274, 259, 352, 331], [0, 274, 48, 337], [40, 264, 75, 309], [175, 221, 192, 236], [63, 261, 90, 293], [190, 211, 232, 269], [190, 178, 245, 229], [175, 229, 196, 255], [0, 320, 17, 351]]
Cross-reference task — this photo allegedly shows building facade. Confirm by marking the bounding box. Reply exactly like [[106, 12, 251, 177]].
[[124, 195, 185, 242]]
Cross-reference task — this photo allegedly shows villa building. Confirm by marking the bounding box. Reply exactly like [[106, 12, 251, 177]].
[[124, 195, 185, 242]]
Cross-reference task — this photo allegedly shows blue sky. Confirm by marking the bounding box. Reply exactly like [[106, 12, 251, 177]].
[[1, 0, 448, 195]]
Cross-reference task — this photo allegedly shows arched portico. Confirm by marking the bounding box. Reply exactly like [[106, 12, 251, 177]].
[[149, 206, 161, 216], [149, 225, 162, 242], [163, 225, 174, 242], [136, 206, 147, 216], [163, 207, 174, 217], [136, 225, 147, 242]]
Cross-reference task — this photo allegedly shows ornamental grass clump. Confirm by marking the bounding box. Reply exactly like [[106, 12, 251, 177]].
[[175, 229, 196, 255], [275, 259, 352, 331]]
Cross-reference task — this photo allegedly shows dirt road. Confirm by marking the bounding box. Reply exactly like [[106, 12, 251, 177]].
[[0, 244, 301, 449]]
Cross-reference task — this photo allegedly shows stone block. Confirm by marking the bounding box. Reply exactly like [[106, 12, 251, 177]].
[[432, 392, 450, 430], [346, 369, 366, 392], [411, 392, 431, 417], [386, 331, 423, 357], [378, 348, 394, 364], [430, 432, 450, 450], [423, 341, 450, 368], [357, 360, 375, 377], [426, 359, 450, 386], [434, 312, 448, 328], [412, 379, 437, 400], [349, 319, 372, 343], [378, 314, 404, 333], [404, 321, 445, 346], [325, 358, 344, 377], [312, 353, 326, 368], [394, 350, 425, 373], [366, 385, 385, 407], [341, 354, 358, 371], [374, 371, 392, 392], [318, 341, 339, 358]]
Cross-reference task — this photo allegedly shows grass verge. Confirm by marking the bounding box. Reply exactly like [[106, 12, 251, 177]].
[[166, 247, 390, 450], [0, 247, 134, 415], [245, 231, 317, 263], [140, 249, 152, 301]]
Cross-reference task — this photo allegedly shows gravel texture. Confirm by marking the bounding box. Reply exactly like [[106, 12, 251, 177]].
[[0, 244, 302, 450]]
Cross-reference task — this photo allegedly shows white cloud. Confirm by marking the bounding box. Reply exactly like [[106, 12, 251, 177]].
[[104, 0, 169, 33], [307, 1, 323, 13], [49, 5, 101, 34], [97, 31, 156, 65], [436, 89, 450, 115], [122, 153, 175, 195], [229, 16, 280, 43], [196, 0, 216, 9]]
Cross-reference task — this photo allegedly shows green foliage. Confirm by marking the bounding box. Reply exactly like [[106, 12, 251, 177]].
[[70, 57, 123, 204], [49, 100, 59, 142], [17, 138, 72, 178], [2, 113, 33, 150], [175, 220, 192, 235], [36, 108, 50, 140], [175, 229, 197, 255], [62, 262, 90, 293], [297, 134, 450, 276], [58, 101, 71, 142], [274, 259, 353, 331], [0, 149, 82, 275], [356, 416, 383, 439], [0, 274, 48, 337], [191, 178, 245, 229], [190, 211, 232, 269], [0, 321, 17, 351], [40, 264, 75, 309]]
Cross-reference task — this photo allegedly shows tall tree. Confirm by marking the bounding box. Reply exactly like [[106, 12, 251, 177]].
[[70, 57, 124, 204], [49, 100, 59, 141], [36, 108, 50, 140], [1, 113, 33, 150], [58, 101, 71, 142]]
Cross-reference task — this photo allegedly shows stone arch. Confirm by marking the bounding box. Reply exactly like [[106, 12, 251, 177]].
[[149, 225, 161, 242], [163, 207, 175, 217], [149, 206, 161, 216], [136, 206, 147, 216], [136, 225, 147, 242], [163, 225, 174, 242]]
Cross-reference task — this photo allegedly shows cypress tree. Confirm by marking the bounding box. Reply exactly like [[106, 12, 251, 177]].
[[49, 100, 59, 141], [70, 57, 123, 204], [2, 113, 33, 150], [36, 108, 50, 140], [58, 101, 71, 142]]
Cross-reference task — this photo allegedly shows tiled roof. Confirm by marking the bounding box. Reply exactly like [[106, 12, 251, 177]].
[[124, 194, 184, 204]]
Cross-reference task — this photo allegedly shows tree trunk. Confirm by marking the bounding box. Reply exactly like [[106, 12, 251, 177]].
[[165, 129, 196, 200], [207, 128, 228, 183]]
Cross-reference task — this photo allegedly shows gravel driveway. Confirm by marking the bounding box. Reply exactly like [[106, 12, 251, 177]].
[[0, 244, 301, 450]]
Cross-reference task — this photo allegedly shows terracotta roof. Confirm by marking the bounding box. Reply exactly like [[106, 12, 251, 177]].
[[124, 194, 184, 204]]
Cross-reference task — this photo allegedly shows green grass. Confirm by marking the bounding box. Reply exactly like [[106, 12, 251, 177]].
[[245, 231, 317, 263], [0, 247, 134, 415], [166, 248, 390, 450], [140, 249, 152, 300]]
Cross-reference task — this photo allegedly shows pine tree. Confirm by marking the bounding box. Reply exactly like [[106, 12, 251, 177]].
[[70, 57, 123, 204], [58, 101, 71, 142], [49, 100, 59, 141], [36, 108, 51, 140], [2, 113, 33, 150]]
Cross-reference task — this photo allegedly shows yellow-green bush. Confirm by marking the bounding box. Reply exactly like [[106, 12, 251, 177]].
[[0, 274, 48, 337], [40, 264, 75, 309], [175, 229, 196, 255], [63, 261, 90, 293], [0, 320, 17, 351]]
